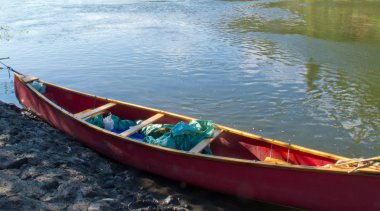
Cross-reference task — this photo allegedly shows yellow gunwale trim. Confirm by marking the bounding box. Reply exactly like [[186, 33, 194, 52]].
[[16, 74, 380, 176], [40, 78, 348, 160]]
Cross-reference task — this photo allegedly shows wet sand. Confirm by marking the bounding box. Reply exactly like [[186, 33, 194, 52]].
[[0, 101, 296, 211]]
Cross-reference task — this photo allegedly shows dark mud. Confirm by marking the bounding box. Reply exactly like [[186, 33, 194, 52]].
[[0, 101, 294, 211]]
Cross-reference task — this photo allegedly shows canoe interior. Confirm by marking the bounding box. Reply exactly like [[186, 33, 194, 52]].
[[42, 82, 337, 167]]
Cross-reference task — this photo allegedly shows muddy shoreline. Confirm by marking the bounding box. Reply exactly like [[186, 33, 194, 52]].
[[0, 101, 291, 211]]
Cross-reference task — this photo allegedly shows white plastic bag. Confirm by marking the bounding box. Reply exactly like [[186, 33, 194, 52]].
[[103, 115, 114, 131]]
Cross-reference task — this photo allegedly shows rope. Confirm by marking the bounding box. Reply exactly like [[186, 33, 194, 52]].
[[0, 57, 24, 76], [286, 145, 291, 163], [330, 156, 380, 173], [269, 144, 273, 158]]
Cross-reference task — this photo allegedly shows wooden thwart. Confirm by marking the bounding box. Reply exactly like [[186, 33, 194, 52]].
[[189, 130, 223, 154], [73, 109, 92, 117], [75, 103, 116, 120], [22, 75, 39, 83], [119, 113, 164, 137]]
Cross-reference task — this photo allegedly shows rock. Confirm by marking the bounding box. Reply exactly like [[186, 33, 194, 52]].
[[160, 206, 191, 211], [55, 182, 81, 200], [41, 195, 54, 202], [41, 179, 60, 191], [69, 202, 91, 211], [101, 179, 115, 189], [128, 199, 158, 210], [0, 195, 43, 210], [163, 195, 181, 206], [24, 183, 48, 199], [19, 166, 42, 180], [10, 127, 21, 136], [88, 198, 117, 211], [80, 185, 104, 198], [0, 157, 28, 169], [0, 134, 10, 142], [183, 203, 192, 209], [88, 203, 101, 211], [95, 162, 113, 175]]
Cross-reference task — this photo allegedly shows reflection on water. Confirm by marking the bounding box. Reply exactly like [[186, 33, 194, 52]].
[[1, 79, 14, 96], [0, 26, 10, 41], [225, 0, 380, 156], [229, 0, 380, 44], [304, 58, 380, 147], [305, 59, 320, 92]]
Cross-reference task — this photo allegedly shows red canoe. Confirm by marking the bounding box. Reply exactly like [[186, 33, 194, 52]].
[[14, 73, 380, 210]]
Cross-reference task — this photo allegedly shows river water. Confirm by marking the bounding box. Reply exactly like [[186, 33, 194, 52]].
[[0, 0, 379, 208]]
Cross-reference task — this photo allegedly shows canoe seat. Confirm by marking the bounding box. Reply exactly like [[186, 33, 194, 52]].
[[22, 75, 39, 83], [75, 103, 116, 120], [263, 157, 290, 165], [189, 129, 223, 154], [73, 109, 92, 117], [119, 113, 165, 137]]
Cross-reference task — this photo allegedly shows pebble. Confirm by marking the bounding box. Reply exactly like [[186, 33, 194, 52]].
[[0, 157, 28, 169]]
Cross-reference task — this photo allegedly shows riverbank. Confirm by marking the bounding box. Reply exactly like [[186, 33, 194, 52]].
[[0, 101, 290, 211], [0, 101, 192, 210]]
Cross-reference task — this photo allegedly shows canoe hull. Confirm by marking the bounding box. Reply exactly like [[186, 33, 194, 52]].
[[14, 75, 380, 210]]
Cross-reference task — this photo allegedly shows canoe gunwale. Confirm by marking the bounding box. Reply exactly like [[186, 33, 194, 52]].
[[16, 73, 380, 176]]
